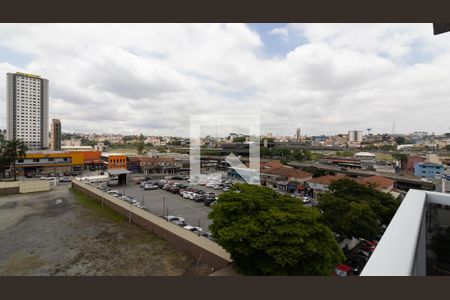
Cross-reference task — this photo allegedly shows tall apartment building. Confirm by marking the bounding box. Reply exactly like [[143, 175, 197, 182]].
[[6, 72, 49, 150], [348, 130, 363, 143], [50, 119, 61, 150]]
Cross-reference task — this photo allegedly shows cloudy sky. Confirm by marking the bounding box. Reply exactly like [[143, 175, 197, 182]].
[[1, 23, 450, 137]]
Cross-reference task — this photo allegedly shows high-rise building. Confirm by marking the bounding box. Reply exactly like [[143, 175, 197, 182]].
[[6, 72, 49, 150], [50, 119, 61, 150], [348, 130, 363, 143], [296, 128, 301, 142]]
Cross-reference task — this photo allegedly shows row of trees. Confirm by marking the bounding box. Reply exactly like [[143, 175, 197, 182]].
[[260, 147, 314, 162], [209, 179, 400, 275]]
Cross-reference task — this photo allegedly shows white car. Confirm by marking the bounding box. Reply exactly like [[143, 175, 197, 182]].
[[107, 190, 119, 194], [188, 193, 197, 200], [183, 225, 203, 233], [183, 191, 192, 199], [302, 197, 311, 204], [165, 215, 186, 226]]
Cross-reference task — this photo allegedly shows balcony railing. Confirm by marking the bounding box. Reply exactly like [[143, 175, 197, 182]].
[[361, 189, 450, 276]]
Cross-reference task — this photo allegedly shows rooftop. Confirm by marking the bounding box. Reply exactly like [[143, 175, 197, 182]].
[[261, 167, 312, 179], [358, 176, 395, 190], [308, 174, 346, 185]]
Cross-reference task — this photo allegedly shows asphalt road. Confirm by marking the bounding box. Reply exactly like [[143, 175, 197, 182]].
[[117, 180, 223, 233]]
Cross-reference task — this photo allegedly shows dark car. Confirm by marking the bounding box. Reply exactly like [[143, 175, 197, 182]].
[[203, 197, 216, 206], [171, 175, 184, 180], [193, 194, 206, 202], [169, 187, 180, 193], [359, 240, 377, 252], [345, 257, 366, 275]]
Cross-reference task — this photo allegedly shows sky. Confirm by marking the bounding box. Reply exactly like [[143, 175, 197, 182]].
[[1, 23, 450, 137]]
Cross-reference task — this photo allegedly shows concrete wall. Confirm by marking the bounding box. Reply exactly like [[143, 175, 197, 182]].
[[71, 180, 232, 270], [0, 181, 20, 196], [0, 180, 50, 195], [19, 180, 50, 193]]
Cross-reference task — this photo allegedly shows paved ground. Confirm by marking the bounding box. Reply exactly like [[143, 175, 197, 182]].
[[0, 184, 212, 275], [115, 180, 223, 232]]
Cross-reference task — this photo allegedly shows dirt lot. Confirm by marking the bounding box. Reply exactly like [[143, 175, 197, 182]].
[[0, 184, 212, 276]]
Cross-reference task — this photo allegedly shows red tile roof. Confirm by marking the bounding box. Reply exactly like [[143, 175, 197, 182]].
[[261, 167, 312, 180], [358, 176, 394, 190], [308, 174, 346, 185]]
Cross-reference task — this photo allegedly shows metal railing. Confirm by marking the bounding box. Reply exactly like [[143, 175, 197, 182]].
[[361, 189, 450, 276]]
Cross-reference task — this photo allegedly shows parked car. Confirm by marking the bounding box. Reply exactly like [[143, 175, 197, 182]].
[[223, 187, 231, 192], [203, 197, 216, 206], [107, 190, 119, 194], [302, 197, 311, 204], [59, 177, 72, 183], [183, 225, 203, 233], [345, 257, 366, 275], [144, 184, 158, 190], [333, 264, 355, 276], [169, 187, 180, 193], [359, 239, 377, 252], [135, 203, 145, 209], [188, 193, 197, 200], [200, 232, 214, 240], [183, 191, 192, 199], [193, 194, 206, 202], [165, 215, 187, 226]]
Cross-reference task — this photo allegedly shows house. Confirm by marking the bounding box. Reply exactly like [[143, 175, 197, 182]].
[[126, 156, 141, 173], [138, 157, 178, 175], [260, 167, 312, 193], [357, 176, 395, 193], [414, 162, 444, 179], [306, 174, 347, 198], [405, 155, 425, 174]]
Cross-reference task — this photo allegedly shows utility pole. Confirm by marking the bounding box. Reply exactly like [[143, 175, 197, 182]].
[[163, 196, 166, 218]]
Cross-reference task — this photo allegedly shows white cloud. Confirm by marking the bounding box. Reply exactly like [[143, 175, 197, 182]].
[[269, 27, 289, 40], [0, 23, 449, 136]]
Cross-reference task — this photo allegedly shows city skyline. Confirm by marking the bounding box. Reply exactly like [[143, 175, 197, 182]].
[[1, 24, 450, 136]]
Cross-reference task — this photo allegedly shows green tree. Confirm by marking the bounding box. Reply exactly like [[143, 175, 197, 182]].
[[209, 183, 344, 275], [318, 178, 400, 240], [232, 136, 246, 143], [395, 136, 406, 145], [3, 139, 27, 181], [136, 134, 145, 155], [335, 151, 354, 157], [446, 145, 450, 151], [319, 193, 379, 240], [392, 152, 408, 165]]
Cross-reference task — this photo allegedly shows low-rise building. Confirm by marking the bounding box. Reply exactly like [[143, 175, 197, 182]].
[[260, 167, 312, 192], [357, 176, 395, 193], [405, 155, 425, 173], [414, 162, 444, 179], [138, 157, 177, 175], [14, 150, 85, 176], [306, 174, 347, 198], [101, 153, 127, 170]]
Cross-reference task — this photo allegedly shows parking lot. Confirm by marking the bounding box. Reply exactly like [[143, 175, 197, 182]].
[[100, 179, 225, 233]]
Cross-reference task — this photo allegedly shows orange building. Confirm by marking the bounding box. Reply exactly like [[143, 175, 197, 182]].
[[101, 153, 127, 169], [67, 150, 103, 170]]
